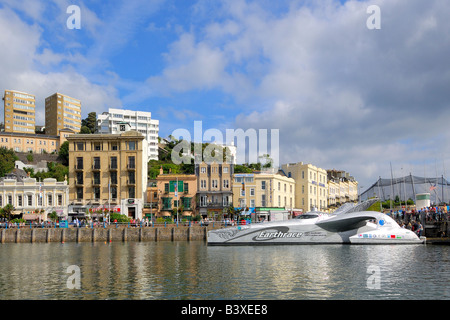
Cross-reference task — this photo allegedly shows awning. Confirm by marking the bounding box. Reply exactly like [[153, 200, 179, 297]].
[[23, 214, 41, 220]]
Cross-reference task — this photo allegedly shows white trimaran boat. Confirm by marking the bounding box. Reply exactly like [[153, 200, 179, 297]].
[[207, 199, 425, 245]]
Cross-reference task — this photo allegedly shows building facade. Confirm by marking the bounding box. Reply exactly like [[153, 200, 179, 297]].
[[0, 128, 74, 154], [66, 129, 148, 220], [3, 90, 36, 134], [156, 170, 197, 219], [45, 93, 82, 136], [327, 170, 358, 209], [232, 171, 296, 220], [97, 108, 159, 160], [282, 162, 328, 212], [196, 161, 233, 219], [0, 176, 69, 221]]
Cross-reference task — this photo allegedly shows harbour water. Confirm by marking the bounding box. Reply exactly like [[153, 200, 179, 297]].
[[0, 241, 449, 300]]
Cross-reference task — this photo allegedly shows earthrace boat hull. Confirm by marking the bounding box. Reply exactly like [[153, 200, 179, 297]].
[[207, 200, 425, 245]]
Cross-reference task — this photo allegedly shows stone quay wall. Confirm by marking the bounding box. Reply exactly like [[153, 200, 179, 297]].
[[0, 225, 223, 244]]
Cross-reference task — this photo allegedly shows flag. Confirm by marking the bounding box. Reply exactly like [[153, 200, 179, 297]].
[[430, 185, 436, 191]]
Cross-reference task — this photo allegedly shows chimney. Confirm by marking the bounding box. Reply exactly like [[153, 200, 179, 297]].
[[160, 166, 163, 175]]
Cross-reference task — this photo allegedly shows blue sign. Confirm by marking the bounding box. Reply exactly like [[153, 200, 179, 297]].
[[59, 220, 69, 228]]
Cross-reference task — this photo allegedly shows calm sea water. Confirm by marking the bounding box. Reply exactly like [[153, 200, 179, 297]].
[[0, 241, 448, 300]]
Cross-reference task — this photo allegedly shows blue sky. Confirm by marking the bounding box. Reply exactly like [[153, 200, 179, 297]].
[[1, 0, 450, 190]]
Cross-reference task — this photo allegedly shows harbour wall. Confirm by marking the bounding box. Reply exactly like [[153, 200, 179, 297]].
[[0, 225, 224, 243]]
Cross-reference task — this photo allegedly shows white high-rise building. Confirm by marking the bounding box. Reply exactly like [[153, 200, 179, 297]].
[[97, 108, 159, 160]]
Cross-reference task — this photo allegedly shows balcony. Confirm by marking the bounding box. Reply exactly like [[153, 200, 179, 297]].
[[75, 180, 84, 186], [74, 164, 83, 171], [127, 179, 136, 185], [127, 164, 136, 170], [109, 164, 118, 171], [92, 164, 101, 171], [92, 180, 101, 186]]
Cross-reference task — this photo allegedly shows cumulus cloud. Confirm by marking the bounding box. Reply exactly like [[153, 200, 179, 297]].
[[140, 0, 450, 187]]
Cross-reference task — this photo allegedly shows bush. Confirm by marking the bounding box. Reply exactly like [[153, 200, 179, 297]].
[[110, 212, 131, 223]]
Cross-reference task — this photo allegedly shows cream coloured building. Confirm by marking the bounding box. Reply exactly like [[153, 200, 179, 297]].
[[0, 176, 69, 221], [45, 92, 82, 136], [196, 161, 233, 219], [327, 170, 358, 209], [282, 162, 328, 212], [3, 90, 36, 134], [67, 127, 148, 220], [232, 170, 295, 220]]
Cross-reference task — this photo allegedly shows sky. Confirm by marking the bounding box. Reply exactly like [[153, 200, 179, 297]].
[[1, 0, 450, 192]]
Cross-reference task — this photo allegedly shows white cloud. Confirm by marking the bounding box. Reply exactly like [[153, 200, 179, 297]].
[[142, 0, 450, 187]]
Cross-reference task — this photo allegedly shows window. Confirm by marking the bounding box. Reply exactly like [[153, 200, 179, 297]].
[[76, 142, 84, 151], [27, 195, 32, 206], [200, 167, 206, 173], [201, 180, 206, 189], [37, 195, 42, 206], [110, 156, 117, 169], [184, 183, 189, 193], [128, 156, 135, 169], [261, 194, 266, 206], [250, 199, 255, 207], [76, 188, 83, 200], [110, 171, 117, 185], [223, 167, 229, 173], [8, 195, 12, 205], [212, 180, 218, 188], [93, 172, 101, 184], [58, 194, 63, 206], [76, 157, 83, 169], [111, 143, 118, 151], [76, 172, 83, 184], [128, 187, 135, 198], [17, 195, 22, 207], [250, 188, 255, 196], [93, 143, 102, 151], [93, 157, 101, 170], [261, 181, 266, 190], [94, 187, 100, 199], [165, 183, 169, 193], [128, 171, 135, 184], [111, 186, 117, 199], [47, 194, 53, 206], [128, 141, 136, 150], [223, 179, 229, 188]]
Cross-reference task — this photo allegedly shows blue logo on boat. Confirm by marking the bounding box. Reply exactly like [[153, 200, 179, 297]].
[[379, 219, 385, 226]]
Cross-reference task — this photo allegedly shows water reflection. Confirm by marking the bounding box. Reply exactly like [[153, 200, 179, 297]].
[[0, 242, 448, 300]]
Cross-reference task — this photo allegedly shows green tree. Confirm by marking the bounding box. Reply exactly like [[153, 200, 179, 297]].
[[81, 112, 97, 133], [58, 141, 69, 166], [0, 147, 18, 177], [0, 204, 15, 221]]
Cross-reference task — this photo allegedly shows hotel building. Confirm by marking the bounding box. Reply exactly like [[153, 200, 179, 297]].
[[3, 90, 36, 134], [97, 108, 159, 161], [66, 125, 148, 220], [232, 170, 295, 221], [45, 93, 82, 136], [282, 162, 328, 212], [0, 176, 69, 221], [156, 170, 197, 219], [327, 169, 358, 208], [196, 161, 233, 219], [0, 128, 74, 154]]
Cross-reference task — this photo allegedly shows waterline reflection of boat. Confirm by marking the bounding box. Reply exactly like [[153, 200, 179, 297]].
[[207, 199, 425, 245]]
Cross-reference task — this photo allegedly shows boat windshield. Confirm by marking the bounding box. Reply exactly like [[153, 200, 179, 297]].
[[294, 213, 319, 219]]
